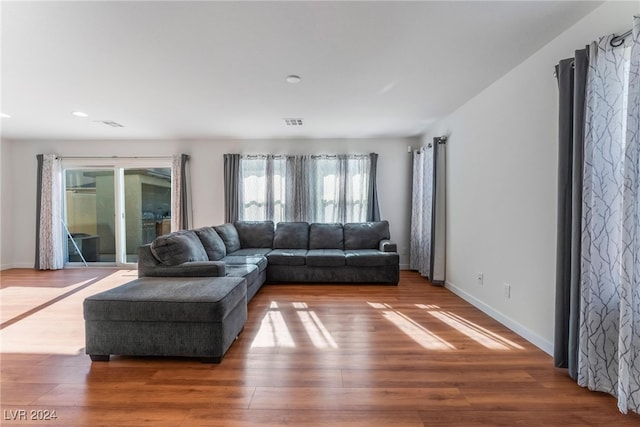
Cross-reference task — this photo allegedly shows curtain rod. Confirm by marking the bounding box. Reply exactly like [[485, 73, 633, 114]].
[[611, 29, 632, 47], [554, 29, 632, 77], [58, 155, 173, 160]]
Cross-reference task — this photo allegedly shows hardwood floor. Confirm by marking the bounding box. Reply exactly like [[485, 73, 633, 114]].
[[1, 268, 638, 426]]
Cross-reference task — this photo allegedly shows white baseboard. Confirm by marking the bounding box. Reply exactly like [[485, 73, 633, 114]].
[[445, 280, 553, 356], [399, 263, 411, 270], [2, 262, 33, 270]]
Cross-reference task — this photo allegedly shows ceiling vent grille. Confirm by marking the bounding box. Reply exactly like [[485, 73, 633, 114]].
[[95, 120, 124, 128], [283, 118, 303, 126]]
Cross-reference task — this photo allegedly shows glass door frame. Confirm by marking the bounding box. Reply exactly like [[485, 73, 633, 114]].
[[62, 157, 172, 267]]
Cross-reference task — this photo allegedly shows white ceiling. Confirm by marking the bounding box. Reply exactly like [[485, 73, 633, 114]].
[[1, 1, 601, 141]]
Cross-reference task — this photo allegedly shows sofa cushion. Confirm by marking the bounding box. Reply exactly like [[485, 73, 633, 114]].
[[344, 221, 390, 250], [225, 264, 259, 286], [306, 249, 346, 267], [309, 223, 344, 249], [83, 276, 246, 322], [150, 230, 208, 266], [266, 249, 307, 266], [222, 255, 268, 273], [214, 223, 241, 253], [345, 249, 398, 267], [234, 221, 274, 248], [230, 248, 272, 257], [273, 222, 309, 249], [194, 227, 226, 261]]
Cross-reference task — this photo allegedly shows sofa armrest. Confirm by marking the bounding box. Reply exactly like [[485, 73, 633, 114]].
[[138, 261, 226, 278], [379, 239, 397, 252]]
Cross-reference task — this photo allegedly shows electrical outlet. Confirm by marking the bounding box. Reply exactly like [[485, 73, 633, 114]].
[[504, 283, 511, 298], [477, 272, 484, 286]]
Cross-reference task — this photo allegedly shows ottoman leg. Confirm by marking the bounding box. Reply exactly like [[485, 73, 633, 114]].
[[200, 356, 222, 364], [90, 354, 110, 362]]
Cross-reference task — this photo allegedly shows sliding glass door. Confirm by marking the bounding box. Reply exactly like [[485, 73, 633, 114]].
[[63, 160, 171, 266], [123, 168, 171, 263]]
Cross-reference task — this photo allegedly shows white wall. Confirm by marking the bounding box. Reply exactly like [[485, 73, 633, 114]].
[[1, 138, 15, 270], [0, 137, 415, 269], [422, 1, 638, 354]]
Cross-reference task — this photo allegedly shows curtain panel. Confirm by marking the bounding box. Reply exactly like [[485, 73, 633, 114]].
[[34, 154, 64, 270], [579, 26, 639, 414], [367, 153, 381, 222], [409, 139, 446, 284], [223, 154, 241, 223], [409, 146, 433, 278], [553, 49, 588, 380], [556, 17, 640, 415], [285, 155, 309, 222], [171, 153, 191, 231]]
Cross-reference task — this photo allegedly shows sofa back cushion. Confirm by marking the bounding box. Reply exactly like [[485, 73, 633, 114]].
[[193, 226, 226, 261], [273, 222, 309, 249], [309, 223, 344, 249], [214, 223, 241, 253], [344, 221, 390, 250], [150, 230, 208, 266], [234, 221, 274, 248]]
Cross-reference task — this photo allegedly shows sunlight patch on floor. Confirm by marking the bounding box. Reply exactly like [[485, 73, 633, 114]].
[[294, 303, 338, 349], [251, 302, 296, 348], [0, 270, 134, 355], [382, 310, 455, 350], [0, 278, 96, 324], [369, 301, 454, 350], [425, 310, 525, 350], [251, 301, 339, 349]]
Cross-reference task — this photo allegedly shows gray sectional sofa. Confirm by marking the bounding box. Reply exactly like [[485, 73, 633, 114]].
[[138, 220, 399, 294], [84, 220, 398, 363]]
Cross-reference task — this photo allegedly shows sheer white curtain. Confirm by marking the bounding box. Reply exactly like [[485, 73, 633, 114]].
[[240, 156, 286, 223], [579, 18, 640, 414], [35, 154, 64, 270], [238, 154, 372, 223], [307, 155, 370, 223]]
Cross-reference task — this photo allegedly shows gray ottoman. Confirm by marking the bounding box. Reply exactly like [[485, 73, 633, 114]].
[[83, 276, 247, 363]]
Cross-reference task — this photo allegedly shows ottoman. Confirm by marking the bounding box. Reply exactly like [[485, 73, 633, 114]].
[[83, 276, 247, 363]]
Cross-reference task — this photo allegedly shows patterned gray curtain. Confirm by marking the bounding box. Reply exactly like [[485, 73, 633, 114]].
[[409, 145, 433, 279], [578, 19, 640, 414], [553, 49, 588, 379], [223, 154, 241, 223], [410, 140, 446, 284], [34, 154, 64, 270]]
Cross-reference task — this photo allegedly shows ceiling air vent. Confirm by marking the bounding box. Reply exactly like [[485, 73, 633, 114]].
[[283, 118, 303, 126], [95, 120, 124, 128]]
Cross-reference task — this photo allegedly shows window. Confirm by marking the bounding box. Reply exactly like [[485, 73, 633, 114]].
[[240, 156, 286, 223], [237, 154, 376, 223]]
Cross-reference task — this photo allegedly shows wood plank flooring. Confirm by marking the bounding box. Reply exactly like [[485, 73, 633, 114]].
[[1, 268, 638, 426]]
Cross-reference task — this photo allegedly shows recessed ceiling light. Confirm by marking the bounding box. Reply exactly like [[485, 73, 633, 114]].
[[72, 111, 89, 118], [0, 113, 11, 119], [286, 75, 301, 84]]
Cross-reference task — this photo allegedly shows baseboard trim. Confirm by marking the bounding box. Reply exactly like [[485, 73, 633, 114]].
[[2, 262, 33, 270], [445, 280, 553, 356], [399, 263, 410, 270]]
